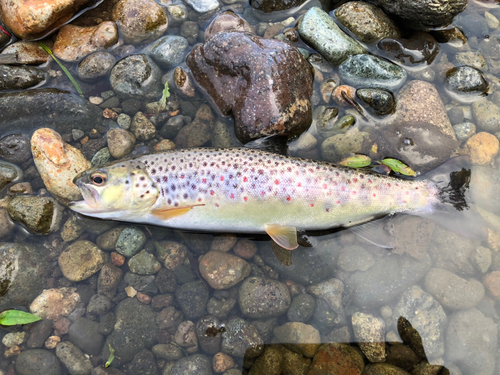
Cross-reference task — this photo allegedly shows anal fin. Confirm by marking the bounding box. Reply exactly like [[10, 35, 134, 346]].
[[265, 224, 298, 250], [151, 204, 205, 220], [349, 216, 395, 249]]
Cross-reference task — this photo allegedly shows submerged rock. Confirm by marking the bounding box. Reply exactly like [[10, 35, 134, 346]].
[[0, 89, 102, 133], [377, 33, 439, 68], [187, 31, 313, 143], [0, 65, 46, 91], [110, 54, 163, 101], [445, 66, 488, 103], [250, 0, 307, 13], [298, 7, 366, 65], [145, 35, 189, 69], [393, 286, 447, 359], [112, 0, 168, 44], [0, 161, 22, 191], [239, 277, 291, 319], [221, 318, 264, 358], [15, 349, 61, 375], [356, 88, 395, 115], [199, 251, 251, 289], [52, 22, 118, 62], [335, 1, 400, 44], [0, 243, 51, 311], [446, 309, 497, 375], [31, 128, 91, 203], [369, 0, 467, 29], [204, 10, 253, 41], [308, 343, 364, 375], [58, 240, 107, 282], [78, 51, 116, 82], [1, 41, 50, 65], [7, 195, 62, 235], [339, 54, 407, 91], [0, 0, 101, 40], [351, 312, 386, 363]]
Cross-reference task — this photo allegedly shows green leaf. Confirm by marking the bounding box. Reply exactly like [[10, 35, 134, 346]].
[[38, 42, 84, 98], [158, 81, 170, 112], [105, 344, 115, 368], [381, 158, 416, 176], [339, 154, 372, 168], [0, 310, 41, 326]]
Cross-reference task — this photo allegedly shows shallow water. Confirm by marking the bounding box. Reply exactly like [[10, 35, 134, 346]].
[[1, 0, 500, 374]]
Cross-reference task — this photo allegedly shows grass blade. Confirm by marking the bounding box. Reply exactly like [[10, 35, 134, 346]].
[[39, 42, 84, 98]]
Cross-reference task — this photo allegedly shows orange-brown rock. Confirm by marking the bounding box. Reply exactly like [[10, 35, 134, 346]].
[[53, 22, 118, 62], [29, 287, 81, 321], [31, 128, 91, 204], [0, 0, 96, 40], [462, 132, 499, 165]]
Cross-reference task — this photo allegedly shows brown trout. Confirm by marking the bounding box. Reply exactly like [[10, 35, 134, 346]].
[[70, 148, 480, 249]]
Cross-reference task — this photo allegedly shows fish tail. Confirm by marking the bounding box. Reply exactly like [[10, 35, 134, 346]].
[[416, 155, 486, 239]]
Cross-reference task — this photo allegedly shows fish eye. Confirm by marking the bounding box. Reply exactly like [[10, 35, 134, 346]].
[[90, 172, 107, 186]]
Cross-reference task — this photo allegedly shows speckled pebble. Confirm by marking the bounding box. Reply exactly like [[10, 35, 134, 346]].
[[115, 226, 147, 257]]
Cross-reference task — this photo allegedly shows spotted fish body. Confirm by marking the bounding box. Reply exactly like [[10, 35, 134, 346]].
[[71, 147, 446, 248]]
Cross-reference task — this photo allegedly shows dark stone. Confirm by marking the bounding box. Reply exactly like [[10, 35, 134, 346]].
[[69, 317, 104, 356], [98, 312, 116, 335], [221, 318, 264, 358], [250, 0, 307, 13], [125, 349, 159, 375], [0, 161, 22, 191], [356, 88, 395, 116], [259, 241, 331, 285], [27, 320, 53, 348], [103, 298, 159, 366], [0, 65, 46, 90], [195, 315, 222, 354], [87, 293, 113, 315], [81, 137, 107, 161], [0, 88, 102, 133], [78, 51, 116, 82], [447, 107, 464, 125], [287, 294, 315, 323], [7, 195, 57, 235], [369, 0, 467, 29], [15, 349, 62, 375], [377, 33, 439, 67], [186, 31, 313, 143], [97, 263, 123, 299], [124, 272, 158, 294], [0, 133, 31, 164], [155, 268, 177, 293], [175, 280, 209, 319], [0, 243, 50, 310], [374, 121, 459, 172]]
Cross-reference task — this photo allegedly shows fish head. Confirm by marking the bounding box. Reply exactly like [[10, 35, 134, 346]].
[[69, 161, 159, 219]]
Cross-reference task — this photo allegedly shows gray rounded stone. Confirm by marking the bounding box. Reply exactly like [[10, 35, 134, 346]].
[[128, 249, 162, 275], [287, 293, 316, 323], [445, 66, 488, 103], [339, 54, 407, 91], [221, 318, 264, 358], [239, 277, 291, 319], [78, 51, 115, 82], [175, 280, 209, 319], [146, 35, 189, 69], [356, 88, 395, 116], [16, 349, 61, 375], [55, 341, 93, 375], [0, 160, 22, 191], [0, 133, 31, 164], [298, 7, 366, 66], [68, 317, 104, 356], [195, 315, 222, 354], [110, 54, 163, 100], [0, 65, 46, 90], [115, 226, 147, 257]]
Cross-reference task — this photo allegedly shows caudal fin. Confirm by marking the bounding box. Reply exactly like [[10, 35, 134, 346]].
[[418, 156, 486, 240]]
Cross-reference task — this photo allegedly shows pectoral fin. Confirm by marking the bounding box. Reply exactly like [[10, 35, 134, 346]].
[[151, 204, 205, 220], [265, 224, 298, 250]]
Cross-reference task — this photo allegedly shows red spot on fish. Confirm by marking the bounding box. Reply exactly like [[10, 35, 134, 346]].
[[180, 174, 184, 179], [406, 191, 409, 195], [373, 193, 376, 197], [210, 190, 214, 195], [260, 191, 265, 196], [198, 198, 202, 202], [387, 183, 391, 187], [323, 184, 327, 189], [286, 196, 291, 201], [353, 178, 357, 183], [202, 179, 206, 183], [298, 182, 302, 187], [310, 204, 314, 207], [341, 186, 346, 191], [243, 177, 248, 182], [336, 200, 340, 204], [230, 194, 234, 199], [215, 203, 219, 207], [368, 179, 372, 183], [244, 197, 248, 202], [352, 191, 357, 195], [220, 176, 224, 181], [275, 180, 279, 185]]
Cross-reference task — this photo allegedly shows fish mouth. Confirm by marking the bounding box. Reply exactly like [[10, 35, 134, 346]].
[[69, 183, 100, 213]]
